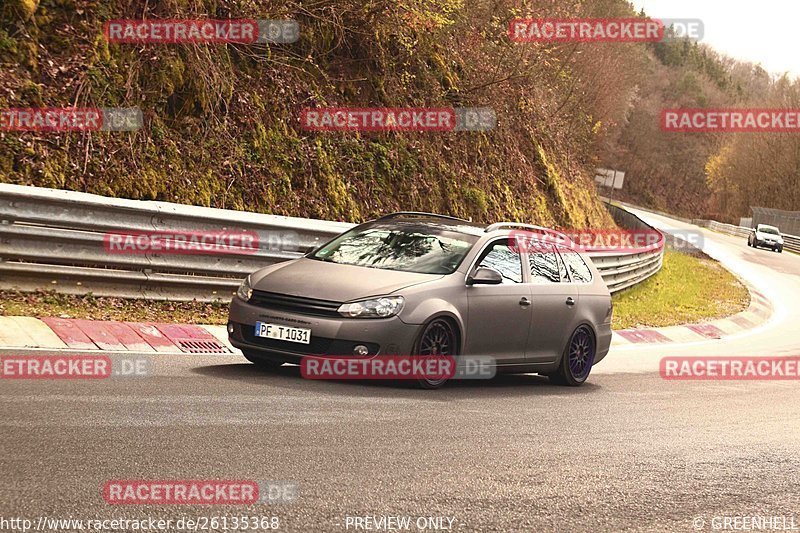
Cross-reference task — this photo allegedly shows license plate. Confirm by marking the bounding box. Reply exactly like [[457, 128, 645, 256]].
[[254, 322, 311, 344]]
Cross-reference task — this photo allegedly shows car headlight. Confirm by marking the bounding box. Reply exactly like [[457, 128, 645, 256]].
[[236, 276, 253, 302], [338, 296, 404, 318]]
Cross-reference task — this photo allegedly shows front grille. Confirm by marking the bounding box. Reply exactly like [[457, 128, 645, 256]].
[[249, 290, 342, 317], [240, 325, 378, 356]]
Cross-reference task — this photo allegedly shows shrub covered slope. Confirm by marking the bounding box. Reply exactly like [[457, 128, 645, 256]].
[[0, 0, 649, 227]]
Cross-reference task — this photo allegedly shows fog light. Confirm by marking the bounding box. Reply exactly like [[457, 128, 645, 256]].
[[227, 323, 234, 334], [353, 345, 369, 356]]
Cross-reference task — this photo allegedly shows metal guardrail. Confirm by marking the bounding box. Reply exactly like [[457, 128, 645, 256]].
[[692, 219, 800, 253], [0, 184, 351, 300], [706, 220, 751, 238], [786, 235, 800, 253], [0, 184, 664, 300], [599, 203, 664, 292]]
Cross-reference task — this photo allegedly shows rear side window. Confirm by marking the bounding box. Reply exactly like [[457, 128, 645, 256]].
[[528, 244, 562, 284], [558, 247, 593, 283]]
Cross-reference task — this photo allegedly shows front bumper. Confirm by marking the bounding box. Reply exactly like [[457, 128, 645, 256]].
[[228, 296, 420, 362], [757, 239, 781, 249]]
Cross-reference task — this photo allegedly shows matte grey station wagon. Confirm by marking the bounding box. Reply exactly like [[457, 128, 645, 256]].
[[228, 212, 613, 387]]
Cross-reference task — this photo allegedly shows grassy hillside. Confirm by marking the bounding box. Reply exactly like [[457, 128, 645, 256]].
[[0, 0, 630, 228]]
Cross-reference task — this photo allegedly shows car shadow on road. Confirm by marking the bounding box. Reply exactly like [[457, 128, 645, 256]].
[[191, 363, 603, 399]]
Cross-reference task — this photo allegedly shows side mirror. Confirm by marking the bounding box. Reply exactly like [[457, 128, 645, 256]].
[[467, 267, 503, 286]]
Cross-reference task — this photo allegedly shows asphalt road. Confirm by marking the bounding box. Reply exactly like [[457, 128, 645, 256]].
[[2, 211, 800, 533]]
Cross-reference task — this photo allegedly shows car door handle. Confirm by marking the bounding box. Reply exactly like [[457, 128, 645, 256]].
[[565, 297, 575, 306], [519, 297, 532, 307]]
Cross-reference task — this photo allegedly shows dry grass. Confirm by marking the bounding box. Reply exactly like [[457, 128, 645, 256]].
[[0, 290, 229, 324], [611, 249, 750, 330]]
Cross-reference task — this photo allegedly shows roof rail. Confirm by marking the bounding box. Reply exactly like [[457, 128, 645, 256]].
[[485, 223, 574, 245], [374, 211, 472, 223]]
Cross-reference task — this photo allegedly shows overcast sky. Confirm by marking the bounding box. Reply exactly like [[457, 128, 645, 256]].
[[630, 0, 799, 78]]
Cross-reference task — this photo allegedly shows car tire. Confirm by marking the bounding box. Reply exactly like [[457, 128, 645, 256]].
[[549, 325, 596, 387], [413, 317, 459, 390], [242, 351, 285, 370], [778, 247, 783, 253]]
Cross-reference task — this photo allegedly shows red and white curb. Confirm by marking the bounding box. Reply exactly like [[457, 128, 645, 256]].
[[0, 317, 236, 354], [0, 286, 775, 354], [611, 288, 773, 346]]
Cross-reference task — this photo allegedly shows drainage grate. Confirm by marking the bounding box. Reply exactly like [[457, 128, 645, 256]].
[[176, 339, 231, 354]]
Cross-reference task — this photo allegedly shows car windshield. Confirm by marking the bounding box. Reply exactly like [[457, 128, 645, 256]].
[[309, 223, 479, 274], [759, 226, 780, 235]]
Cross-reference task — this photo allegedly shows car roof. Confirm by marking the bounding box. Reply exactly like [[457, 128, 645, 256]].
[[369, 212, 571, 240], [757, 224, 780, 231], [367, 216, 486, 237]]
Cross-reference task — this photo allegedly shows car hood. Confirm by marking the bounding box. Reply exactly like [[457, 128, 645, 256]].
[[250, 258, 442, 302]]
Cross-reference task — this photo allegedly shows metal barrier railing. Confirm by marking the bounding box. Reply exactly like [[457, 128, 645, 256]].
[[0, 184, 665, 300]]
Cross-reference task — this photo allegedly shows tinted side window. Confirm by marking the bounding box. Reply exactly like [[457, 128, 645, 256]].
[[477, 241, 523, 284], [528, 245, 561, 284], [559, 248, 593, 283]]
